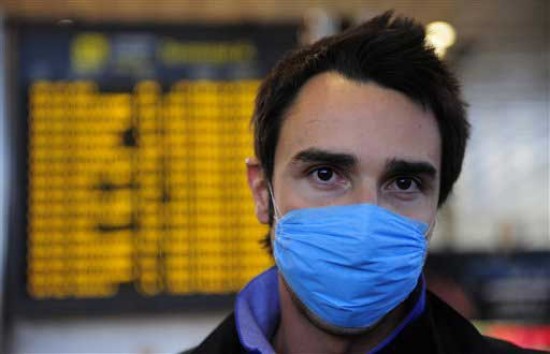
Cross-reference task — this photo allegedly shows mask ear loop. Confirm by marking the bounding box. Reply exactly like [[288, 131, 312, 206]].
[[267, 183, 283, 223], [425, 218, 437, 237], [421, 218, 436, 265]]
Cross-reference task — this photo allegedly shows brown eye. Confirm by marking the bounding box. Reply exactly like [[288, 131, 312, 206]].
[[316, 167, 334, 182], [307, 166, 350, 191], [395, 177, 413, 190]]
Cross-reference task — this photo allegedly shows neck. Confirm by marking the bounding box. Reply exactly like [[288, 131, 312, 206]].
[[273, 274, 408, 354]]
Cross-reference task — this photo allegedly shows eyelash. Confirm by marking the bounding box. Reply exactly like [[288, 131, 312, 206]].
[[304, 167, 426, 196], [387, 176, 424, 192], [306, 165, 347, 184]]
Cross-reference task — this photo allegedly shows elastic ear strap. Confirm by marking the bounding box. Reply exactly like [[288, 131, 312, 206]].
[[267, 183, 282, 222], [425, 218, 437, 236]]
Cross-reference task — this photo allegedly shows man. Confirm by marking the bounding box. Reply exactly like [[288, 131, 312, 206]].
[[189, 12, 545, 354]]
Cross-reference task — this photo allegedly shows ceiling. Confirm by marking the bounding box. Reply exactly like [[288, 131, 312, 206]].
[[0, 0, 457, 24]]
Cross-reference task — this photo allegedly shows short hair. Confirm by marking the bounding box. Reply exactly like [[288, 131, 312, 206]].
[[252, 11, 469, 250]]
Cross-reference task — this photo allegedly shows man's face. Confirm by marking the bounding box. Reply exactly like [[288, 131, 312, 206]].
[[250, 71, 441, 230]]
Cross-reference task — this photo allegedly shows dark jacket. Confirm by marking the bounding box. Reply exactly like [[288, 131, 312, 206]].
[[186, 291, 547, 354]]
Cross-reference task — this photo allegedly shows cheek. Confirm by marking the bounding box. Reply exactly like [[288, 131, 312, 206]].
[[273, 174, 323, 216], [380, 198, 437, 228], [276, 188, 308, 216], [275, 177, 351, 216]]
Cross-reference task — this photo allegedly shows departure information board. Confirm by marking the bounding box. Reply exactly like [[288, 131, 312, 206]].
[[8, 22, 298, 315]]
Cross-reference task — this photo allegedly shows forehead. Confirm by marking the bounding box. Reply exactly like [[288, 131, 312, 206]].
[[275, 71, 441, 171]]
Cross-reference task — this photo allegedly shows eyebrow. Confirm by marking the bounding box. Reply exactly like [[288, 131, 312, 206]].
[[290, 148, 357, 168], [289, 148, 437, 180], [384, 158, 437, 179]]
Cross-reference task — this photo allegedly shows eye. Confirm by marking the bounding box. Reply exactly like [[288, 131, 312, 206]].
[[314, 167, 334, 182], [388, 176, 422, 193], [396, 177, 413, 190], [307, 166, 349, 190]]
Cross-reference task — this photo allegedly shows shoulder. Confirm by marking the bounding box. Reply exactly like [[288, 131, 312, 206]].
[[485, 337, 548, 353], [426, 291, 547, 354], [180, 312, 245, 354]]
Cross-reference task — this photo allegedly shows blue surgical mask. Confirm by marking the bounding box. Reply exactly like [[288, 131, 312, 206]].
[[272, 202, 429, 330]]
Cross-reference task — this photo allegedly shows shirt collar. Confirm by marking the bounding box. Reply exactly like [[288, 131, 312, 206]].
[[235, 266, 280, 354], [234, 266, 426, 354]]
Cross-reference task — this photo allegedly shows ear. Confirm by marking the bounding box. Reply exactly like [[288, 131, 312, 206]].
[[246, 157, 270, 224]]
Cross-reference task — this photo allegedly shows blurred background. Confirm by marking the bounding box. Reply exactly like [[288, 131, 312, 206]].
[[0, 0, 548, 353]]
